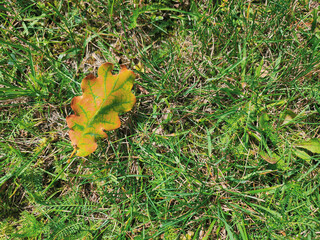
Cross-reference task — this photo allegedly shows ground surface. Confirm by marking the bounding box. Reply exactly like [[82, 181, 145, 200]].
[[0, 0, 320, 239]]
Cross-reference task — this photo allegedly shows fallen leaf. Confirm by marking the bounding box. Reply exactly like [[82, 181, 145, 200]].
[[66, 63, 136, 157]]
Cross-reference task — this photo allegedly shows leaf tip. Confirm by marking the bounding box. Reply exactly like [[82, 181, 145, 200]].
[[98, 62, 114, 77]]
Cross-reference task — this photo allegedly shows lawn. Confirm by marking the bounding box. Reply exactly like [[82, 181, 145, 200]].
[[1, 0, 320, 239]]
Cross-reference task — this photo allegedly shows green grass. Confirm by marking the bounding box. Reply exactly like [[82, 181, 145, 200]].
[[1, 0, 320, 239]]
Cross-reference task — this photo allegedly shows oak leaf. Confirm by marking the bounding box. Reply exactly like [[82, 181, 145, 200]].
[[66, 63, 136, 157]]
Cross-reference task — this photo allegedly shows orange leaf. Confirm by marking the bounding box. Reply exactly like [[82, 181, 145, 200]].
[[66, 63, 136, 157]]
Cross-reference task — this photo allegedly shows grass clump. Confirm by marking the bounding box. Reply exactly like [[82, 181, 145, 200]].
[[1, 0, 320, 239]]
